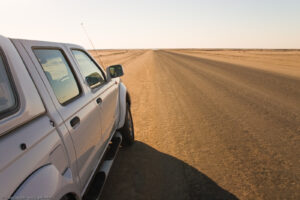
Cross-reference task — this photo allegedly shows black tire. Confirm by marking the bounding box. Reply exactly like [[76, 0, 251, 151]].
[[119, 103, 134, 147]]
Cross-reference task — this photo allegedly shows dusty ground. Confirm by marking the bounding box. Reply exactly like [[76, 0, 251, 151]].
[[90, 49, 300, 200]]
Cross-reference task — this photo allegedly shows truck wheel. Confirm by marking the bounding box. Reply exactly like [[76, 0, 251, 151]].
[[120, 103, 134, 147]]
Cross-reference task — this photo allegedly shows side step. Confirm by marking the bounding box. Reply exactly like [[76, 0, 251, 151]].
[[83, 132, 122, 200]]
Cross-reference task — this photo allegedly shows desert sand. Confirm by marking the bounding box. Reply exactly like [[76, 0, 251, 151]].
[[89, 49, 300, 200]]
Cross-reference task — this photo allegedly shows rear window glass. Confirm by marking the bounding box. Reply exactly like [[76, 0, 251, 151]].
[[0, 54, 17, 115], [34, 49, 80, 104]]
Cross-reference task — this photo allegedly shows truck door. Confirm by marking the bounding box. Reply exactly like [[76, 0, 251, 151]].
[[69, 49, 119, 143], [20, 40, 103, 192]]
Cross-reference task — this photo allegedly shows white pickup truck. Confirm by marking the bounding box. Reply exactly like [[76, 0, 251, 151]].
[[0, 35, 134, 200]]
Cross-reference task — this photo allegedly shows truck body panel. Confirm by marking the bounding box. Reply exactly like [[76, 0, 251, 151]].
[[0, 35, 132, 200]]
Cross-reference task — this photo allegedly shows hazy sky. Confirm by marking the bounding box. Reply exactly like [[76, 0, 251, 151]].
[[1, 0, 300, 49]]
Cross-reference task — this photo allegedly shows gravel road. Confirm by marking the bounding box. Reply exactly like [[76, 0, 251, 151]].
[[91, 50, 300, 200]]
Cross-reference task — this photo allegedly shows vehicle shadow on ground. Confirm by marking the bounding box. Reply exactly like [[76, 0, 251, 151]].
[[101, 141, 238, 200]]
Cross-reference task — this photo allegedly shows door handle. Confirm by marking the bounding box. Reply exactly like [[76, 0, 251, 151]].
[[96, 98, 102, 104], [70, 116, 80, 128]]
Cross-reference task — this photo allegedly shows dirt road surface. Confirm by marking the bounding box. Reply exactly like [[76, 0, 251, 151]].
[[90, 50, 300, 200]]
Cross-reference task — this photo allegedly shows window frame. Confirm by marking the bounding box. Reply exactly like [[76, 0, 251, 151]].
[[71, 48, 107, 89], [32, 47, 83, 106], [0, 47, 19, 119]]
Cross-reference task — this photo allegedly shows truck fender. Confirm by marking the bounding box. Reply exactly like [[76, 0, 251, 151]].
[[12, 165, 78, 200], [117, 82, 128, 129]]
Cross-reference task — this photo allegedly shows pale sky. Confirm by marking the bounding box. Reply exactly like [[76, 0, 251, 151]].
[[1, 0, 300, 49]]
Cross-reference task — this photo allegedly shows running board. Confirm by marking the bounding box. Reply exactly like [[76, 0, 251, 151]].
[[83, 132, 122, 200]]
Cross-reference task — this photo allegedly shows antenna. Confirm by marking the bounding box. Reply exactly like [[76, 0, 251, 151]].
[[80, 22, 105, 67]]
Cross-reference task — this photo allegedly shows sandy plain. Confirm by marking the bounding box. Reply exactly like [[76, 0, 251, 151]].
[[89, 49, 300, 200]]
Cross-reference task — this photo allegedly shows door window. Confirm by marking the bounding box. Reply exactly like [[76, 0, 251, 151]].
[[34, 49, 80, 104], [72, 50, 105, 88]]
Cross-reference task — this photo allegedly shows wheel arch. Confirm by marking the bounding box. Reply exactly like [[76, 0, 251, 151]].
[[126, 91, 131, 106], [11, 164, 79, 200], [117, 82, 130, 129]]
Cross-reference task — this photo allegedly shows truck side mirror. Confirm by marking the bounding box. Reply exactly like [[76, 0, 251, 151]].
[[106, 65, 124, 80]]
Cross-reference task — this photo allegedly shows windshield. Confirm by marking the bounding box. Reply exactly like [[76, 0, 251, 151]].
[[0, 54, 16, 114]]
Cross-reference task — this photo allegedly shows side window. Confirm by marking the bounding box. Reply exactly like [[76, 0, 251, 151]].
[[72, 50, 105, 88], [34, 49, 80, 104], [0, 52, 17, 117]]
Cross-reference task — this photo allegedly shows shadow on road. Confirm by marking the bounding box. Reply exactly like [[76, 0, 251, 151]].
[[101, 141, 238, 200]]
